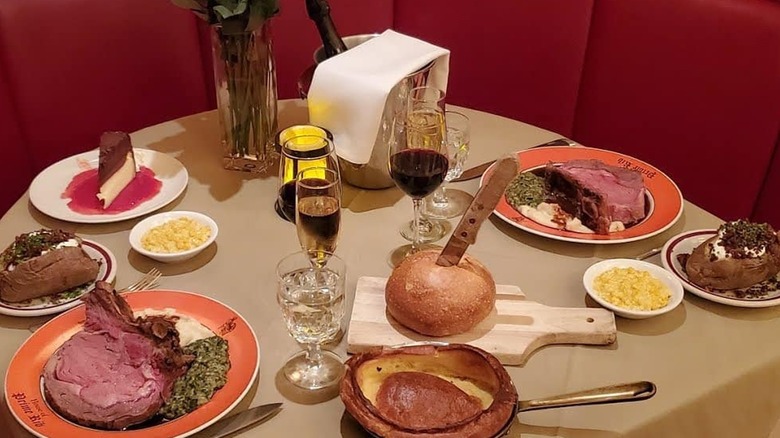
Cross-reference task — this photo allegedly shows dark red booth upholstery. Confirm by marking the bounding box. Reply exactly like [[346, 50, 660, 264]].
[[573, 0, 780, 221], [0, 0, 778, 226], [394, 0, 594, 138], [0, 65, 33, 215], [0, 0, 211, 173]]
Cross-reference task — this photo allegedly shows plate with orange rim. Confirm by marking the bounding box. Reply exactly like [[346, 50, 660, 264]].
[[480, 146, 684, 244], [4, 290, 260, 438]]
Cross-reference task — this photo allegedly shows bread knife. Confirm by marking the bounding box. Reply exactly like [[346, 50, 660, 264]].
[[210, 403, 283, 438], [436, 155, 518, 267]]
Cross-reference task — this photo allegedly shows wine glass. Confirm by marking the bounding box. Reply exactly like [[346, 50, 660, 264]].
[[276, 131, 339, 223], [296, 167, 341, 266], [424, 111, 472, 218], [276, 250, 346, 390], [397, 86, 450, 244], [388, 87, 449, 267]]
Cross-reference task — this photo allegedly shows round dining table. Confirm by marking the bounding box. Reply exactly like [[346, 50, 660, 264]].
[[1, 99, 779, 438]]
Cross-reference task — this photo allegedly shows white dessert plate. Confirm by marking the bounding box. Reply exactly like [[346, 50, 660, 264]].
[[480, 146, 684, 244], [4, 290, 260, 438], [661, 229, 780, 308], [29, 149, 188, 223], [0, 239, 117, 317]]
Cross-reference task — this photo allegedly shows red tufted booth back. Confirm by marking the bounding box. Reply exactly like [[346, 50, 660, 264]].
[[0, 0, 778, 227]]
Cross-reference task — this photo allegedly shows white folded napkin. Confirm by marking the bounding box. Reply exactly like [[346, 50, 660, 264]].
[[307, 29, 450, 165]]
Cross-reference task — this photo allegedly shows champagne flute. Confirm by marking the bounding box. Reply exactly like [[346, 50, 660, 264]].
[[277, 250, 346, 390], [388, 88, 449, 267], [424, 111, 472, 218], [296, 167, 341, 266]]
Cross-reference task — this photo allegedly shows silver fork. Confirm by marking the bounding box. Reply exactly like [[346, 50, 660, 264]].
[[27, 268, 162, 333], [120, 268, 162, 292]]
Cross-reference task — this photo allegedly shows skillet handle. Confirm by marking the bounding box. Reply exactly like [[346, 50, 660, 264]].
[[516, 381, 656, 413]]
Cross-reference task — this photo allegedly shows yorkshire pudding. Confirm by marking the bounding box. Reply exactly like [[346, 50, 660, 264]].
[[385, 250, 496, 337], [340, 343, 517, 438]]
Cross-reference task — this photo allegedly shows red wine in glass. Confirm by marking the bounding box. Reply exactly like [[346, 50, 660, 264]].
[[389, 149, 449, 199]]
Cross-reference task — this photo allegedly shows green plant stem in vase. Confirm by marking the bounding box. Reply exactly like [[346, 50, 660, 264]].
[[213, 22, 278, 172], [171, 0, 280, 173]]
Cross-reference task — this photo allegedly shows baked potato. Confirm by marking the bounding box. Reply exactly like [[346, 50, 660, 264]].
[[685, 221, 780, 290], [0, 229, 99, 302]]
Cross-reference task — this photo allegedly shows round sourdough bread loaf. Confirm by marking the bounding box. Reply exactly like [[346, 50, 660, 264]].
[[385, 249, 496, 336]]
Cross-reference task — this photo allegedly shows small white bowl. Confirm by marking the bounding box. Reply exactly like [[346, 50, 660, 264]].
[[583, 259, 684, 319], [129, 211, 218, 263]]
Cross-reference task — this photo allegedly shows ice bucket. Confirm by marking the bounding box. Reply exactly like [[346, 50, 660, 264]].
[[301, 34, 434, 189]]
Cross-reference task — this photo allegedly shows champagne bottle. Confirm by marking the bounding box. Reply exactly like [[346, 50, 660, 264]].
[[305, 0, 348, 59]]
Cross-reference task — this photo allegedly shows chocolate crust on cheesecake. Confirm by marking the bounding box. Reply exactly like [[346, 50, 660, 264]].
[[98, 131, 133, 187]]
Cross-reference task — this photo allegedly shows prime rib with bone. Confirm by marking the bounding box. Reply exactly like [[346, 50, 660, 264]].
[[545, 159, 647, 234], [42, 281, 192, 430]]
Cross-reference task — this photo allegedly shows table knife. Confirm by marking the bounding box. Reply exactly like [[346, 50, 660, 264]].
[[210, 403, 283, 438], [451, 137, 573, 183], [437, 155, 518, 267]]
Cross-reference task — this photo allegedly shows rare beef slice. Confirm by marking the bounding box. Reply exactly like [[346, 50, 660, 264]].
[[42, 282, 192, 430], [545, 159, 646, 234]]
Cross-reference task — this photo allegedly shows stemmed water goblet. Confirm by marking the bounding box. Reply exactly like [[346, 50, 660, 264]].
[[388, 86, 449, 267], [423, 110, 472, 219], [276, 250, 346, 390]]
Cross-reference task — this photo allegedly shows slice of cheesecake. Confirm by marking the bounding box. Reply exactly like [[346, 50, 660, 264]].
[[97, 131, 138, 208]]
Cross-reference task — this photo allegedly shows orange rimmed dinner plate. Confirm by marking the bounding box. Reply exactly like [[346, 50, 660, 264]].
[[4, 290, 260, 438], [481, 146, 684, 244]]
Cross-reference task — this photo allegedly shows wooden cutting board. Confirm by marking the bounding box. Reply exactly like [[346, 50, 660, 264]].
[[347, 276, 617, 365]]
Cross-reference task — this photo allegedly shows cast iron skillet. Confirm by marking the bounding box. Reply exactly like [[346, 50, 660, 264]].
[[347, 343, 656, 438]]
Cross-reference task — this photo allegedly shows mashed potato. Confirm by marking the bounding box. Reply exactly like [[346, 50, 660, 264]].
[[135, 308, 214, 346], [593, 267, 671, 311]]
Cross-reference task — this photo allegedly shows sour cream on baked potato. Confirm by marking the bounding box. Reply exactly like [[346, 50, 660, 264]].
[[685, 220, 780, 290]]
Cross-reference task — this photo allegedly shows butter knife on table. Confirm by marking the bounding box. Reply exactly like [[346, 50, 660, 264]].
[[451, 137, 573, 183], [209, 403, 283, 438]]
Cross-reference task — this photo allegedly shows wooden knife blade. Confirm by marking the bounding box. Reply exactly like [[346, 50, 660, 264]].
[[436, 155, 519, 267]]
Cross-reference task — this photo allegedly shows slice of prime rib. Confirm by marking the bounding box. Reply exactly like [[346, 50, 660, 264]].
[[545, 159, 646, 234], [42, 281, 192, 430]]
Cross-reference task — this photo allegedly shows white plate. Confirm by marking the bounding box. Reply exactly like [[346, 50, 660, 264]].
[[661, 229, 780, 308], [29, 149, 188, 223], [0, 239, 117, 317]]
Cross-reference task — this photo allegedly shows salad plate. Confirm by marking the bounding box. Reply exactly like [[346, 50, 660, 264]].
[[661, 229, 780, 308]]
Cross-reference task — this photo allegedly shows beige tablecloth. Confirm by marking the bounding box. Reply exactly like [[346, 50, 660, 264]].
[[1, 100, 779, 438]]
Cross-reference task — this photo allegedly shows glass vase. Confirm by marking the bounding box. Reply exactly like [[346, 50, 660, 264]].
[[212, 21, 278, 173]]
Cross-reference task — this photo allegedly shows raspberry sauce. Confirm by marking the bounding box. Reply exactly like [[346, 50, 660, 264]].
[[61, 167, 162, 215]]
